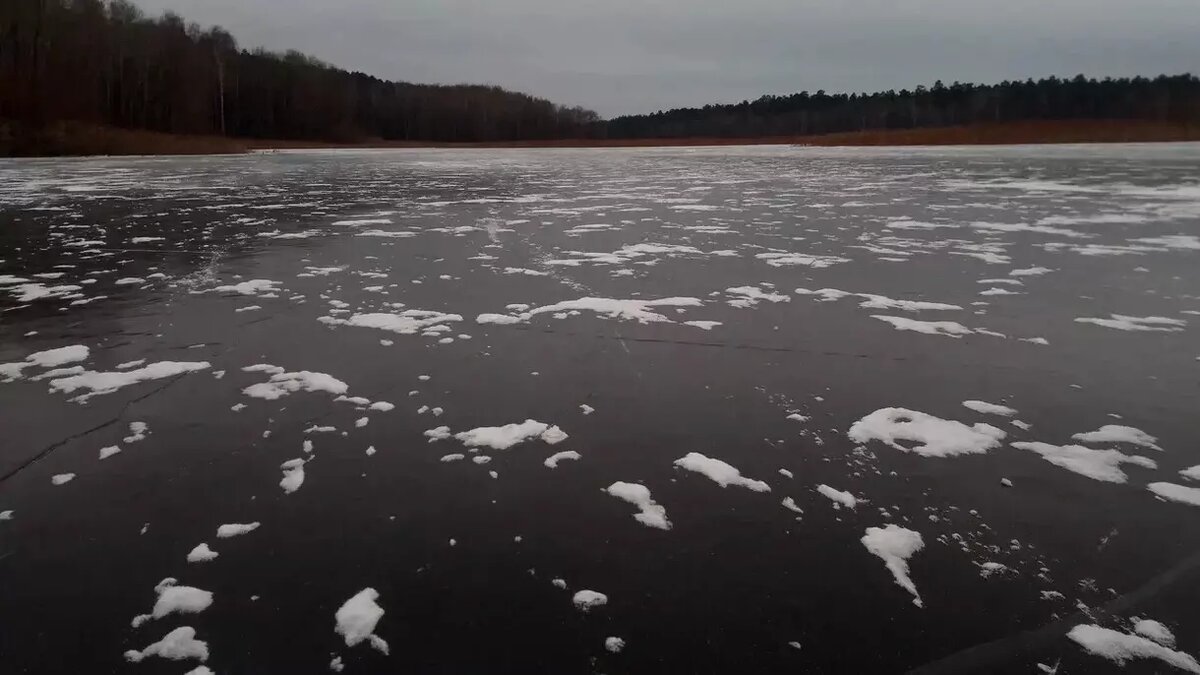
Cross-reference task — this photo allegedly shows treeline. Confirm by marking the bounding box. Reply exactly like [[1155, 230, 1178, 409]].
[[606, 75, 1200, 139], [0, 0, 599, 145]]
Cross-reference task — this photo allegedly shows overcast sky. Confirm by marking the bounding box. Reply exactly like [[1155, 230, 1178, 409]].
[[136, 0, 1200, 117]]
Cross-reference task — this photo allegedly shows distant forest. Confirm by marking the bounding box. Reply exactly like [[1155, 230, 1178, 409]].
[[607, 75, 1200, 139], [2, 0, 1199, 149], [0, 0, 600, 144]]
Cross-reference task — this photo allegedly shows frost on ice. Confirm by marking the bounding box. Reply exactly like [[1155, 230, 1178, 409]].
[[335, 588, 389, 654], [673, 452, 770, 492], [124, 626, 209, 663], [1011, 442, 1156, 483], [131, 578, 213, 627], [861, 525, 925, 608], [604, 482, 672, 530], [848, 408, 1006, 457], [1067, 624, 1199, 673]]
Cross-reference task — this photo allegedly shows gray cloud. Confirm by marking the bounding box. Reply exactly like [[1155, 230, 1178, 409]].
[[135, 0, 1200, 117]]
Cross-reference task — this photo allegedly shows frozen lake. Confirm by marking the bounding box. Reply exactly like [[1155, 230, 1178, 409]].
[[2, 144, 1199, 674]]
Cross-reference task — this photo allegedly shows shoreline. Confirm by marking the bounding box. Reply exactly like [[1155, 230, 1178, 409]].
[[4, 120, 1198, 157]]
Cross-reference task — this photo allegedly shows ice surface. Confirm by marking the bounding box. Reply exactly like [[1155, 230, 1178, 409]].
[[674, 452, 770, 492], [861, 525, 925, 607], [604, 482, 672, 530], [849, 408, 1006, 457], [335, 588, 389, 654]]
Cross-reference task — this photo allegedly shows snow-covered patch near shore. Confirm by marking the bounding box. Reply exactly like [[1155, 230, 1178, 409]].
[[335, 588, 389, 654], [1011, 442, 1156, 483], [1067, 624, 1199, 672], [848, 408, 1006, 457], [604, 482, 672, 530], [674, 452, 770, 492], [861, 525, 925, 607]]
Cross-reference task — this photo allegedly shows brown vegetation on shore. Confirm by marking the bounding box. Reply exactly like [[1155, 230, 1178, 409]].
[[3, 120, 1196, 157]]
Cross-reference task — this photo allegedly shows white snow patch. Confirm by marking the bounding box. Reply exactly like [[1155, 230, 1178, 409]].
[[1075, 314, 1186, 332], [962, 400, 1017, 417], [861, 525, 925, 607], [673, 452, 770, 492], [49, 361, 210, 401], [544, 450, 581, 468], [871, 315, 974, 338], [99, 445, 122, 460], [816, 484, 858, 509], [848, 408, 1006, 457], [1133, 619, 1177, 648], [1072, 425, 1162, 451], [211, 279, 281, 296], [280, 458, 306, 494], [243, 369, 348, 400], [186, 543, 219, 563], [1067, 624, 1199, 672], [320, 310, 462, 335], [605, 637, 626, 653], [51, 473, 75, 485], [572, 590, 608, 611], [124, 626, 209, 663], [131, 578, 213, 628], [335, 588, 389, 654], [216, 522, 260, 538], [604, 482, 672, 530], [455, 419, 550, 450], [1148, 482, 1200, 507], [1011, 442, 1156, 483]]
